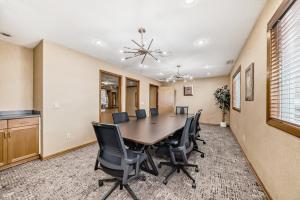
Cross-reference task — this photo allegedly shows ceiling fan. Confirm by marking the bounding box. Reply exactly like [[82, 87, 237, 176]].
[[122, 27, 165, 64], [164, 65, 193, 83]]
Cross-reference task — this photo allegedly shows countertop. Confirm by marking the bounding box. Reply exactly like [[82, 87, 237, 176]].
[[0, 110, 41, 120]]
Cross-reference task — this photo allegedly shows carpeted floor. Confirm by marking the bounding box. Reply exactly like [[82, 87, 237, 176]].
[[0, 125, 266, 200]]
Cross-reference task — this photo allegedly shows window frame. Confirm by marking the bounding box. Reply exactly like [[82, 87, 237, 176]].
[[266, 0, 300, 138], [232, 66, 241, 112]]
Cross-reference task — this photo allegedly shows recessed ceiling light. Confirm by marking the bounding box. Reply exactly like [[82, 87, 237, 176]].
[[121, 58, 125, 61], [158, 72, 164, 76], [162, 51, 168, 55], [0, 32, 11, 37], [119, 50, 124, 54], [183, 0, 198, 7], [93, 39, 106, 47], [139, 64, 148, 68], [204, 65, 212, 69], [207, 72, 211, 76], [194, 39, 208, 47]]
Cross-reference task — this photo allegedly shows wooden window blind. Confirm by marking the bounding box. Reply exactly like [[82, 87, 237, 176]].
[[267, 0, 300, 138]]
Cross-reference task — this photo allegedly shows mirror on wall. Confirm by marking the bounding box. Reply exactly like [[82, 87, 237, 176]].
[[126, 78, 140, 117], [100, 71, 121, 123]]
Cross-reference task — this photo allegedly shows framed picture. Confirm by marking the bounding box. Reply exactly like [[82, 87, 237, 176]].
[[245, 63, 254, 101], [184, 85, 193, 96], [232, 66, 241, 111]]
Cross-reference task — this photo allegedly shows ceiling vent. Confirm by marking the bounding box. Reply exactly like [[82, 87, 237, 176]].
[[226, 59, 235, 65]]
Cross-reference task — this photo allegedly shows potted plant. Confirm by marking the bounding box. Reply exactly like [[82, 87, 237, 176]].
[[214, 85, 230, 127]]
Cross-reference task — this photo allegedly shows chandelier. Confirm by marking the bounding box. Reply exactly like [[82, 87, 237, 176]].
[[165, 65, 193, 83], [121, 27, 165, 64]]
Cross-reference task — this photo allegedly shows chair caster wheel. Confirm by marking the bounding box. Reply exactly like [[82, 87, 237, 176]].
[[192, 182, 196, 189], [158, 163, 162, 168], [195, 168, 199, 172], [203, 141, 206, 145], [201, 153, 204, 158], [98, 180, 104, 187], [163, 180, 168, 185]]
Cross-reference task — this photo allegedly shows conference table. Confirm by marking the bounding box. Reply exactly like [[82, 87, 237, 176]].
[[117, 113, 191, 176]]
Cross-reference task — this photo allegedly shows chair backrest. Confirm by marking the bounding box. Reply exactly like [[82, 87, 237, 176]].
[[112, 112, 129, 124], [196, 109, 202, 131], [92, 122, 127, 170], [179, 117, 194, 149], [189, 112, 201, 137], [150, 108, 158, 117], [176, 106, 188, 115], [135, 109, 146, 120]]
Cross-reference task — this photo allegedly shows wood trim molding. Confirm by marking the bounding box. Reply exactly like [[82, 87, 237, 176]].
[[229, 128, 273, 200], [232, 66, 241, 112], [125, 77, 140, 111], [267, 0, 296, 29], [0, 155, 40, 171], [99, 70, 123, 122], [41, 140, 97, 160], [149, 84, 159, 110]]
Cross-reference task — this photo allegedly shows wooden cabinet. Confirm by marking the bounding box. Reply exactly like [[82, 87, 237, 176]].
[[0, 129, 8, 167], [0, 117, 39, 170]]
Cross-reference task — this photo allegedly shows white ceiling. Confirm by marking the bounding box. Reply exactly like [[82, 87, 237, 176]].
[[0, 0, 266, 81]]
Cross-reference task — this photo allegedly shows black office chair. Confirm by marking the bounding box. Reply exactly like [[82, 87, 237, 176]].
[[93, 122, 147, 200], [195, 109, 206, 145], [158, 117, 199, 188], [150, 108, 158, 117], [112, 112, 137, 149], [189, 112, 205, 158], [175, 106, 188, 115], [135, 109, 146, 120], [112, 112, 130, 124]]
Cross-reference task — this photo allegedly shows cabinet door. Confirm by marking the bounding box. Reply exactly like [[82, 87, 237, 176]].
[[7, 125, 39, 163], [0, 129, 7, 167]]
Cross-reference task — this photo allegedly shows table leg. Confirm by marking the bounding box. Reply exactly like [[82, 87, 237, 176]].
[[141, 146, 159, 176]]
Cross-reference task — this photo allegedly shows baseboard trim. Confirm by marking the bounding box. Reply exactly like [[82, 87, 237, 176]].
[[229, 128, 273, 200], [41, 140, 97, 160], [0, 155, 40, 171]]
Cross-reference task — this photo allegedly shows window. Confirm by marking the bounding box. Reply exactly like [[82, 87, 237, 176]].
[[232, 66, 241, 111], [267, 0, 300, 138]]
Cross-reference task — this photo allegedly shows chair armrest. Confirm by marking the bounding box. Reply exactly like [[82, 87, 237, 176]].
[[165, 138, 179, 147]]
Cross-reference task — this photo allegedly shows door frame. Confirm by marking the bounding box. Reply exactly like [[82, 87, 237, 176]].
[[125, 77, 140, 115], [99, 70, 122, 121], [149, 84, 159, 111]]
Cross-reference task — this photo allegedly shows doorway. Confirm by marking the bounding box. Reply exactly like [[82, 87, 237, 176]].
[[99, 70, 122, 123], [126, 77, 140, 117], [149, 84, 159, 112]]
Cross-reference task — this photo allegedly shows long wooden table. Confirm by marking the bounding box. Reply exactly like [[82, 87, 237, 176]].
[[118, 113, 190, 175]]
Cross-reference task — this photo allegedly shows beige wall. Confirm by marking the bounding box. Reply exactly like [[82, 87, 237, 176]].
[[0, 40, 33, 111], [34, 40, 160, 157], [164, 76, 229, 125], [229, 0, 300, 199]]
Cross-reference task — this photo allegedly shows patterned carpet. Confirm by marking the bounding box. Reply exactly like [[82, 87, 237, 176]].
[[0, 125, 266, 200]]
